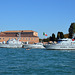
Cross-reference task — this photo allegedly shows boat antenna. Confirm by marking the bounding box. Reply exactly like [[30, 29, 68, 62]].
[[18, 32, 21, 40]]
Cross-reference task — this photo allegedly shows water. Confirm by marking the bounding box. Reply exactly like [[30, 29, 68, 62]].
[[0, 48, 75, 75]]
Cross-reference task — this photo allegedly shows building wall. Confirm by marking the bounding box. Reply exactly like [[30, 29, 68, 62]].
[[0, 30, 39, 43], [0, 37, 39, 43]]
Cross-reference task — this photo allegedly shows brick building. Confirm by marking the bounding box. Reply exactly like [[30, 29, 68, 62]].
[[0, 30, 39, 43]]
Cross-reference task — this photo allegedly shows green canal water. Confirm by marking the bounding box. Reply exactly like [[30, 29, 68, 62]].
[[0, 48, 75, 75]]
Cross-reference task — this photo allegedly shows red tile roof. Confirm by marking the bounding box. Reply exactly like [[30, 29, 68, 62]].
[[3, 30, 36, 33]]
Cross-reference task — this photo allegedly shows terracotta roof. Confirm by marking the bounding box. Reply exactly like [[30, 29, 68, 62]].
[[3, 30, 37, 33]]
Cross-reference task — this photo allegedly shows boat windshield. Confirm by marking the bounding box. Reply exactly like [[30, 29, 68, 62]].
[[57, 40, 67, 43]]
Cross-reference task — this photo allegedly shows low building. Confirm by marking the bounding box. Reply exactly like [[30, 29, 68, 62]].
[[0, 30, 39, 43]]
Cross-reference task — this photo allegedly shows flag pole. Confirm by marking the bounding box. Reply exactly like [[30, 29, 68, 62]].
[[42, 32, 48, 43], [42, 32, 44, 43]]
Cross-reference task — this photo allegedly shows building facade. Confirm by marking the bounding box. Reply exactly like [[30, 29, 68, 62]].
[[0, 30, 39, 43]]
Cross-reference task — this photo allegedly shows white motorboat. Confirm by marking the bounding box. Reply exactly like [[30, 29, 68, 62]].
[[0, 39, 23, 48], [23, 43, 45, 49], [44, 38, 75, 50]]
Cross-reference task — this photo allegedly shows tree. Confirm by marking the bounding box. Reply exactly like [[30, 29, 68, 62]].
[[39, 39, 42, 42], [57, 32, 60, 39], [43, 38, 49, 42], [69, 23, 75, 38], [60, 32, 64, 39], [52, 33, 55, 42], [57, 32, 64, 39], [49, 36, 52, 41]]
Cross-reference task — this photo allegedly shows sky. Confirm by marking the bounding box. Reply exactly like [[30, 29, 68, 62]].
[[0, 0, 75, 39]]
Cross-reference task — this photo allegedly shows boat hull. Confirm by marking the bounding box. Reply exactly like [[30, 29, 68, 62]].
[[23, 44, 45, 49], [0, 44, 22, 48], [44, 44, 75, 50]]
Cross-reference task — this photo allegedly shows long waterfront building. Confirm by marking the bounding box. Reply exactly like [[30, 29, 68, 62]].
[[0, 30, 39, 43]]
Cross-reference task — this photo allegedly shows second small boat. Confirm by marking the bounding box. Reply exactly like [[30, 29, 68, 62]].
[[23, 42, 45, 49]]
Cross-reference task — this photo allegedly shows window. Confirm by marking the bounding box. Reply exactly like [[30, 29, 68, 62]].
[[29, 38, 30, 40], [31, 38, 33, 40], [26, 38, 27, 40], [23, 38, 24, 40]]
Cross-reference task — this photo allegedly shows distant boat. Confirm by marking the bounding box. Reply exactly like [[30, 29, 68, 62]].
[[44, 38, 75, 50], [0, 39, 23, 48], [23, 42, 45, 49]]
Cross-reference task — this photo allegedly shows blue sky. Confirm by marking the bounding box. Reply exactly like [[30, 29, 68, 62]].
[[0, 0, 75, 38]]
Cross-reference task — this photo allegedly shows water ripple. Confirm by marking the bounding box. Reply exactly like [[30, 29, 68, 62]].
[[0, 48, 75, 75]]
